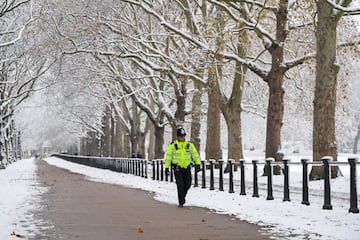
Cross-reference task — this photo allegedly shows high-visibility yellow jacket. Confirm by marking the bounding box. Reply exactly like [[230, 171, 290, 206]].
[[165, 140, 201, 169]]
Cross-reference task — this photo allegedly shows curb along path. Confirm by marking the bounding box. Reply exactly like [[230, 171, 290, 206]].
[[35, 159, 271, 240]]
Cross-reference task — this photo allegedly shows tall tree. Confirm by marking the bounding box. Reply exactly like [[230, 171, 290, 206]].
[[310, 0, 358, 179]]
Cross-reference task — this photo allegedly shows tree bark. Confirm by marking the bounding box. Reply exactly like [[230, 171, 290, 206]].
[[310, 0, 344, 180], [146, 117, 155, 160], [102, 105, 112, 157], [221, 24, 247, 163], [206, 67, 222, 160], [154, 123, 165, 159], [173, 77, 187, 133], [113, 114, 125, 158], [190, 80, 203, 153], [263, 0, 288, 176]]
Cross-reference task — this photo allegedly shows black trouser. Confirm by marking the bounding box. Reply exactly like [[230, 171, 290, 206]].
[[173, 165, 192, 205]]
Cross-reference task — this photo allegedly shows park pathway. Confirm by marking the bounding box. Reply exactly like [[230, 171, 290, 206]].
[[34, 159, 272, 240]]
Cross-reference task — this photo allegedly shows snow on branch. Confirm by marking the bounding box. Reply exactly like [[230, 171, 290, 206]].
[[326, 0, 360, 16]]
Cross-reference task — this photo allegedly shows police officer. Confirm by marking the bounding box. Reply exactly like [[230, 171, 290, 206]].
[[165, 127, 201, 208]]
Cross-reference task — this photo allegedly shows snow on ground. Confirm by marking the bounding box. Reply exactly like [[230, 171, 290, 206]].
[[0, 158, 49, 240], [1, 154, 360, 240]]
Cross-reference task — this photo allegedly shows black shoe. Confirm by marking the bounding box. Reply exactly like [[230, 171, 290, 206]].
[[178, 204, 184, 208]]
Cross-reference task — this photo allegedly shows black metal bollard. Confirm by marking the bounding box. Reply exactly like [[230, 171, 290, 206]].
[[252, 160, 259, 197], [160, 160, 164, 181], [194, 163, 198, 187], [348, 158, 359, 213], [138, 160, 141, 176], [301, 159, 310, 205], [170, 163, 174, 182], [283, 159, 290, 201], [218, 160, 224, 191], [239, 160, 246, 195], [209, 160, 215, 190], [141, 160, 144, 177], [136, 160, 139, 176], [137, 160, 140, 176], [134, 160, 137, 175], [156, 160, 160, 180], [229, 160, 234, 193], [132, 159, 135, 175], [165, 165, 169, 182], [152, 161, 155, 180], [322, 157, 332, 210], [201, 160, 206, 189], [266, 158, 274, 200]]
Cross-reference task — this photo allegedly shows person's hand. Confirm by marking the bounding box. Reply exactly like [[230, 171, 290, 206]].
[[165, 168, 170, 176], [195, 164, 201, 172]]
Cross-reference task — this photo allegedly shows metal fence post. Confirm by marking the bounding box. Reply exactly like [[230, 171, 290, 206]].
[[156, 160, 160, 180], [170, 162, 174, 182], [152, 161, 155, 180], [136, 160, 139, 176], [348, 158, 359, 213], [229, 160, 234, 193], [322, 157, 332, 210], [218, 160, 224, 191], [134, 160, 137, 175], [210, 160, 215, 190], [240, 159, 246, 195], [194, 163, 198, 187], [283, 159, 290, 201], [266, 158, 274, 200], [137, 160, 141, 176], [301, 159, 310, 205], [132, 159, 135, 175], [201, 160, 206, 189], [141, 160, 144, 177], [160, 160, 164, 181], [252, 160, 259, 197]]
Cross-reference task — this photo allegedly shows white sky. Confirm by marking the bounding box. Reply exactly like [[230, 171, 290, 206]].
[[1, 153, 360, 240]]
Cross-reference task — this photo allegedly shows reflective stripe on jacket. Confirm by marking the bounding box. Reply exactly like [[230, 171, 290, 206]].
[[165, 140, 201, 168]]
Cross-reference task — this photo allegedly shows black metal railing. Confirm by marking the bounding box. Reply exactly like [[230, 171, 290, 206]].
[[51, 154, 359, 214]]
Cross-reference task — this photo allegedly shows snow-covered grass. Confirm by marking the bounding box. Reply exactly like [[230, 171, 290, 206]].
[[0, 158, 49, 239]]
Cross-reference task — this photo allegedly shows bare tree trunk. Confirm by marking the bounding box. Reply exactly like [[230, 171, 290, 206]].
[[221, 24, 247, 164], [113, 114, 125, 157], [102, 105, 112, 157], [264, 77, 285, 175], [173, 77, 187, 135], [310, 0, 345, 180], [263, 0, 288, 176], [191, 80, 203, 153], [138, 132, 145, 158], [206, 67, 222, 160], [147, 117, 155, 160], [154, 123, 165, 159], [130, 99, 139, 156], [80, 137, 86, 155]]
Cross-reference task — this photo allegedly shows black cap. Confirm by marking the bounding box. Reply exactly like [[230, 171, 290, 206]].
[[177, 128, 186, 136]]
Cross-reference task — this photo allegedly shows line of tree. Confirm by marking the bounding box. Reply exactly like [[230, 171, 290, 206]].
[[1, 1, 360, 181], [0, 0, 57, 167]]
